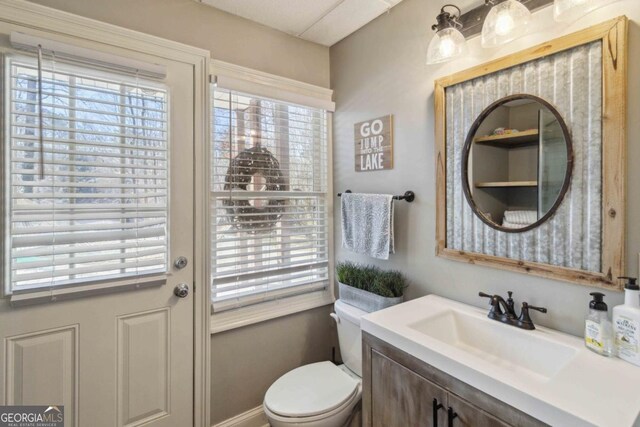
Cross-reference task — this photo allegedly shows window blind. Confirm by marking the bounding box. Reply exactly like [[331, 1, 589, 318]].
[[6, 55, 169, 293], [211, 88, 329, 312]]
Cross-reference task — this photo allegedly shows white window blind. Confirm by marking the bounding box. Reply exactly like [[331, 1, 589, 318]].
[[5, 55, 169, 293], [211, 88, 329, 312]]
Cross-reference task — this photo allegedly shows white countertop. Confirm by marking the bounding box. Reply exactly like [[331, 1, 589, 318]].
[[361, 294, 640, 427]]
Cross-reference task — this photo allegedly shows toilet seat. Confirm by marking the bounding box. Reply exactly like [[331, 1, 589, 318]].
[[264, 386, 360, 425], [264, 361, 361, 420]]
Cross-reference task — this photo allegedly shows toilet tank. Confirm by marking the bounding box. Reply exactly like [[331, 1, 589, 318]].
[[333, 299, 367, 377]]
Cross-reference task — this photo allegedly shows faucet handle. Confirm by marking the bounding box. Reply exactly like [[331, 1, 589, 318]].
[[479, 292, 504, 318], [517, 302, 547, 330], [528, 304, 547, 313]]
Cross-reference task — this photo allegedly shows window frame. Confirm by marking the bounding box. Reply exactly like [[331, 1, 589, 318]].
[[209, 61, 335, 333], [2, 50, 172, 303]]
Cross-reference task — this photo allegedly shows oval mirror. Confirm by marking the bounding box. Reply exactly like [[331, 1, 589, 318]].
[[462, 94, 573, 233]]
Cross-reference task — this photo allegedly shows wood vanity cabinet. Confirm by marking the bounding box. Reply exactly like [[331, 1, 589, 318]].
[[362, 332, 548, 427]]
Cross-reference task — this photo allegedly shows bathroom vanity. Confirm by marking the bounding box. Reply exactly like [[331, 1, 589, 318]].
[[363, 332, 543, 427], [361, 295, 640, 427]]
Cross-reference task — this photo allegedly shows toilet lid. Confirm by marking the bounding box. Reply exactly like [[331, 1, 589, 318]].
[[264, 361, 359, 418]]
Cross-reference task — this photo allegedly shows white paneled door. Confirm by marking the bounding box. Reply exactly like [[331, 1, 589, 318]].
[[0, 39, 196, 427]]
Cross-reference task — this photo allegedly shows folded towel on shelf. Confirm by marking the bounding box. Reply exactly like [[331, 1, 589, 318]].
[[503, 210, 537, 225], [502, 220, 527, 229], [341, 193, 394, 260]]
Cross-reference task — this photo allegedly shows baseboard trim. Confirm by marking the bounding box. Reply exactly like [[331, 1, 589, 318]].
[[213, 405, 269, 427]]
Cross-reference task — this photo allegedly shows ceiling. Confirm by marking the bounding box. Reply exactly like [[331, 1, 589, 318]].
[[199, 0, 404, 46]]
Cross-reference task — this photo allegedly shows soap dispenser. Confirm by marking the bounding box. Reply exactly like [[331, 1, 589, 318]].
[[585, 292, 614, 357], [613, 277, 640, 366]]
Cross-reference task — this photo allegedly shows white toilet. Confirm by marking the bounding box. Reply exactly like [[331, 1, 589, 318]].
[[263, 299, 366, 427]]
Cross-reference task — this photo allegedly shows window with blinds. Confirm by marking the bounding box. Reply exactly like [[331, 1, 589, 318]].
[[5, 55, 169, 293], [211, 88, 329, 312]]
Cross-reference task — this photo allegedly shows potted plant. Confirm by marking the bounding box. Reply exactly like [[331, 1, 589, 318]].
[[336, 261, 407, 312]]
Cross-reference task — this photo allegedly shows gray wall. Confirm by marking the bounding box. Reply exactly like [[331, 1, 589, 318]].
[[25, 0, 336, 424], [210, 305, 336, 423], [27, 0, 330, 87], [330, 0, 640, 337]]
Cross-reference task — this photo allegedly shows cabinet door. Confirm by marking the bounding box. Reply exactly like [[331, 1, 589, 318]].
[[448, 393, 510, 427], [371, 350, 448, 427]]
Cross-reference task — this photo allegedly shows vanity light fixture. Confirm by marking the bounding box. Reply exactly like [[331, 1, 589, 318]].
[[426, 4, 467, 65], [554, 0, 620, 22], [481, 0, 531, 48]]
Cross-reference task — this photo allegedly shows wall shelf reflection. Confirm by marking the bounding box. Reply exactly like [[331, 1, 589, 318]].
[[475, 180, 538, 188], [473, 129, 539, 147]]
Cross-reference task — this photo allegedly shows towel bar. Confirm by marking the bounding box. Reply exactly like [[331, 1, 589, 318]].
[[337, 189, 415, 203]]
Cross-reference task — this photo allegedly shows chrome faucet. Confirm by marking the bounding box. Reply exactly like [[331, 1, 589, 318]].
[[479, 291, 547, 330]]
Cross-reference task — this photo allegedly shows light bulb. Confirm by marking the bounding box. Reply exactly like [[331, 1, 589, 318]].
[[426, 5, 467, 65], [481, 0, 531, 48], [438, 35, 456, 58], [426, 27, 467, 65], [495, 11, 515, 36]]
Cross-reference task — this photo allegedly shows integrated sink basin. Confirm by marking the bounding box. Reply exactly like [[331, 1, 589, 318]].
[[408, 309, 577, 380], [361, 294, 640, 426]]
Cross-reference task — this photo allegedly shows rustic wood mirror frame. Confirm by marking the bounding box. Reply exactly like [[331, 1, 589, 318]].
[[435, 17, 627, 290]]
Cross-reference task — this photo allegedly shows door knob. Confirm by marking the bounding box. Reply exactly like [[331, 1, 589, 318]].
[[174, 283, 189, 298], [174, 256, 188, 270]]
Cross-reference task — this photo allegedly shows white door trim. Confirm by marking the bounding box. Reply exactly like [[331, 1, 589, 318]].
[[0, 1, 211, 425]]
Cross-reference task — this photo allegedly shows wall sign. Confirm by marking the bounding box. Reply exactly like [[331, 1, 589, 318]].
[[354, 115, 393, 172]]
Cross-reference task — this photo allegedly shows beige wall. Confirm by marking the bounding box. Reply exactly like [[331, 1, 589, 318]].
[[27, 0, 330, 87], [24, 1, 335, 423], [330, 0, 640, 337], [210, 305, 337, 423]]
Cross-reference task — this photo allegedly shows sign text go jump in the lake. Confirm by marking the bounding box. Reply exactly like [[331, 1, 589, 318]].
[[354, 115, 393, 172]]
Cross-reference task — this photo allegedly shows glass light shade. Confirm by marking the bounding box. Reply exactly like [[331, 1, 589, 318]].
[[554, 0, 620, 22], [481, 0, 531, 48], [426, 27, 467, 65]]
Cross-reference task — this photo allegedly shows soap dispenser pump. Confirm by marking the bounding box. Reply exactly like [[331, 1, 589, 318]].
[[613, 277, 640, 366], [585, 292, 615, 357]]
